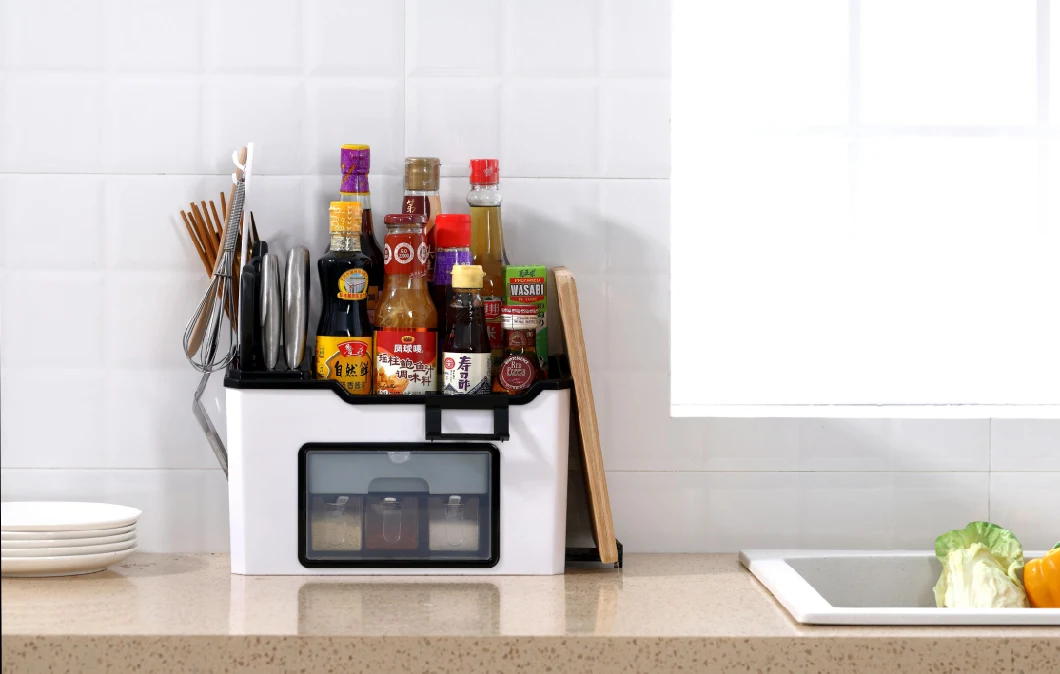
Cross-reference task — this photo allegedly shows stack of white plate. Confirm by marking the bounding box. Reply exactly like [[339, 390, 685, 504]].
[[1, 502, 142, 578]]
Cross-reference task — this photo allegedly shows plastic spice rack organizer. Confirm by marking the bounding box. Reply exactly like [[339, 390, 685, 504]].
[[224, 357, 576, 575]]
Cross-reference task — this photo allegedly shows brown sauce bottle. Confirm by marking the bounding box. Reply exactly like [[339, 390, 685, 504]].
[[339, 145, 385, 322], [314, 202, 374, 394], [494, 329, 538, 394], [442, 265, 491, 395]]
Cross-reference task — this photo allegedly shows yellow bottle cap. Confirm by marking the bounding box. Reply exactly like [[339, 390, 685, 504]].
[[328, 202, 362, 234], [451, 264, 485, 289], [341, 144, 370, 151]]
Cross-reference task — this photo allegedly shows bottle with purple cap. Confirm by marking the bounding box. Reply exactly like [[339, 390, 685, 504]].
[[339, 144, 385, 322]]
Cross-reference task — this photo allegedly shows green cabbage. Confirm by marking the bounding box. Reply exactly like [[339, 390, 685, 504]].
[[933, 522, 1028, 609]]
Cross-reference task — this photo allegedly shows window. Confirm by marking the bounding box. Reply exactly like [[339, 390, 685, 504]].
[[672, 0, 1060, 418]]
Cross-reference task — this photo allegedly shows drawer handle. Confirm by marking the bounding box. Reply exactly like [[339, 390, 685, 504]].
[[424, 397, 510, 441]]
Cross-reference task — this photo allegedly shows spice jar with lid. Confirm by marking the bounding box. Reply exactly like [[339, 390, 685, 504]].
[[493, 328, 539, 394]]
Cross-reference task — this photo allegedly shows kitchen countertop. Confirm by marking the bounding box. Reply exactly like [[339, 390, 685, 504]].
[[2, 553, 1057, 673]]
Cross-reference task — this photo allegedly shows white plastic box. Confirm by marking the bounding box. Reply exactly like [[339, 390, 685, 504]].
[[224, 365, 572, 575]]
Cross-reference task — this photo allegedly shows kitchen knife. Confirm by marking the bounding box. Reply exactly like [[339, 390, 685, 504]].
[[284, 246, 310, 370], [238, 263, 263, 371], [261, 253, 282, 370]]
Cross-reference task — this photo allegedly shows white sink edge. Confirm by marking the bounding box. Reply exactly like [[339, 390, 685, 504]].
[[741, 549, 1053, 562], [739, 549, 1060, 626]]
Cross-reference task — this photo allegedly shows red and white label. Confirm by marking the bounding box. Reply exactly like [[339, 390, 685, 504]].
[[483, 296, 504, 351], [442, 352, 491, 395], [337, 340, 370, 357], [394, 242, 414, 264], [499, 355, 535, 392], [483, 298, 502, 320], [383, 231, 426, 277], [374, 329, 437, 394], [501, 305, 540, 330]]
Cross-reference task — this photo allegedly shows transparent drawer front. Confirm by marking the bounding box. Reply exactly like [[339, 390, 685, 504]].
[[300, 444, 498, 567]]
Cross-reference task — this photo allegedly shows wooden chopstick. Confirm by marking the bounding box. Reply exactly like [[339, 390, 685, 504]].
[[220, 191, 227, 222], [202, 201, 219, 240], [189, 202, 217, 261], [181, 211, 212, 276], [209, 200, 225, 243]]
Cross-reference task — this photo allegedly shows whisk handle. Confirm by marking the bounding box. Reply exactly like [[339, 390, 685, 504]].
[[185, 283, 218, 358]]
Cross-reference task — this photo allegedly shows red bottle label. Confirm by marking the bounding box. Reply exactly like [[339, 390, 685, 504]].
[[383, 232, 428, 278], [483, 297, 504, 350], [374, 329, 437, 394], [483, 298, 502, 320], [402, 195, 439, 281], [499, 355, 535, 392]]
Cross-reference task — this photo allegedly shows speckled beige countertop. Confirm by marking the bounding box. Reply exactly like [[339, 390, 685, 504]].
[[2, 553, 1057, 673]]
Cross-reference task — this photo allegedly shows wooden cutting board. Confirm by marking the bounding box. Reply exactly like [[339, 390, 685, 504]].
[[554, 267, 618, 564]]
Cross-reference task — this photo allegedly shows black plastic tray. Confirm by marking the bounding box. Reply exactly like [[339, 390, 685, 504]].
[[224, 354, 574, 407]]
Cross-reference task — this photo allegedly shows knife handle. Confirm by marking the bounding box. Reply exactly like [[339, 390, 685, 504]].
[[238, 266, 262, 371]]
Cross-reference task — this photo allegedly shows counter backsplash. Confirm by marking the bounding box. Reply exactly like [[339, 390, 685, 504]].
[[1, 0, 1056, 553]]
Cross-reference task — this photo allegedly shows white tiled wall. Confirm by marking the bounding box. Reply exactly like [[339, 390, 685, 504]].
[[2, 0, 1057, 554]]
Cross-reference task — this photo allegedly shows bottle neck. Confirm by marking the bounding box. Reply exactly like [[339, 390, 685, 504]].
[[447, 290, 485, 333], [506, 330, 536, 354], [329, 232, 360, 252], [384, 273, 429, 292], [340, 192, 374, 235], [468, 183, 502, 207], [340, 173, 370, 195], [451, 288, 481, 302]]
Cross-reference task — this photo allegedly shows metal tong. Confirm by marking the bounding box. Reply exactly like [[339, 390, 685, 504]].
[[183, 143, 254, 477]]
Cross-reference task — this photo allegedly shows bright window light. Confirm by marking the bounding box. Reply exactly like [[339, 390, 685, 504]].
[[672, 0, 1060, 418]]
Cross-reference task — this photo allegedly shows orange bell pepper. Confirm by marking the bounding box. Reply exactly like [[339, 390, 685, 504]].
[[1024, 543, 1060, 609]]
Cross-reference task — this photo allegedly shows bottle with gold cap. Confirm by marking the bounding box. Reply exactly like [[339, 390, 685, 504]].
[[442, 265, 492, 395], [402, 157, 442, 284], [314, 201, 374, 395]]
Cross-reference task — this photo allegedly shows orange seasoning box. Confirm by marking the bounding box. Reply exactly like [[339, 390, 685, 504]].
[[374, 213, 439, 394]]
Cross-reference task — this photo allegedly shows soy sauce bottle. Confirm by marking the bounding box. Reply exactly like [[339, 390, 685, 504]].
[[339, 145, 385, 322], [442, 265, 491, 395], [314, 202, 374, 395], [431, 214, 472, 343]]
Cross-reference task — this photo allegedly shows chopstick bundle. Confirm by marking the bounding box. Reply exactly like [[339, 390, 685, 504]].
[[181, 196, 244, 325], [181, 198, 226, 277], [181, 188, 263, 327]]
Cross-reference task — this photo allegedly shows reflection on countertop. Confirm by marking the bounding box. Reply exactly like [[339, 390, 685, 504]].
[[3, 554, 1058, 673], [3, 552, 1056, 639]]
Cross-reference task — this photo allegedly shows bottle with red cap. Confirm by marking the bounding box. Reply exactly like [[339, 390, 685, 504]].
[[468, 159, 509, 373], [431, 213, 473, 343]]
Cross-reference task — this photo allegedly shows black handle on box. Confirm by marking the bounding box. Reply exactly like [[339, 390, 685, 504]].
[[424, 395, 510, 441]]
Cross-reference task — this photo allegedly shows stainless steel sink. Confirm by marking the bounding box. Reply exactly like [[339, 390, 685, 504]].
[[740, 549, 1060, 625]]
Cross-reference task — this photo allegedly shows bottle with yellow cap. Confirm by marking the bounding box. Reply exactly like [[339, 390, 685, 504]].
[[441, 265, 492, 395], [314, 201, 374, 395]]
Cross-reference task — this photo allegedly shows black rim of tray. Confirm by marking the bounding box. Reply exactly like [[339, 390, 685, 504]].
[[224, 354, 573, 406]]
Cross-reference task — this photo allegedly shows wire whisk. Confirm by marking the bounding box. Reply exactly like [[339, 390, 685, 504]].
[[183, 146, 250, 373]]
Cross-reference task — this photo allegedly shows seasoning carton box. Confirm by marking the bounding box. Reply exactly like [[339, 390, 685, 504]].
[[504, 265, 547, 370]]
